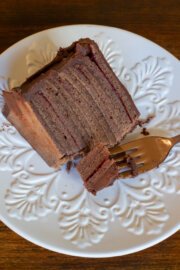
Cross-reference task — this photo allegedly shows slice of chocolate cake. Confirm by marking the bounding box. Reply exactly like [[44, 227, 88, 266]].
[[3, 38, 139, 167], [76, 142, 119, 195]]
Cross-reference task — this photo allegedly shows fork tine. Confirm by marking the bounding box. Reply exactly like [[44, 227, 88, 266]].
[[136, 162, 158, 174], [118, 163, 150, 178], [113, 154, 128, 163], [127, 151, 142, 158], [113, 151, 143, 163], [118, 170, 132, 179], [113, 152, 145, 165], [135, 156, 145, 164], [112, 135, 174, 179], [111, 148, 139, 163], [116, 162, 128, 171], [110, 142, 137, 155], [111, 151, 126, 162], [136, 165, 148, 175]]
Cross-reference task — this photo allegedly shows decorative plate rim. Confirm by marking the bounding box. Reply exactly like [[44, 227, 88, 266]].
[[0, 24, 179, 63], [0, 213, 179, 258]]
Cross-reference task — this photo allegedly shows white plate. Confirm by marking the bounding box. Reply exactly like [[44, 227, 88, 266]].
[[0, 25, 180, 258]]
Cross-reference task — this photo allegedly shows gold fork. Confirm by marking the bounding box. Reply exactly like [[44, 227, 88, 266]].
[[110, 135, 180, 178]]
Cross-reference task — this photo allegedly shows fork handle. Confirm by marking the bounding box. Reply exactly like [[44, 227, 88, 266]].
[[172, 135, 180, 145]]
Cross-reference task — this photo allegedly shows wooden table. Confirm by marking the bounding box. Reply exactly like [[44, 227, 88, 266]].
[[0, 0, 179, 269]]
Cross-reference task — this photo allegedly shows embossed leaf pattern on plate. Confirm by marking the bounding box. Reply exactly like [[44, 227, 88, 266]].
[[147, 101, 180, 195], [0, 76, 21, 109], [94, 32, 123, 77], [0, 34, 179, 248], [26, 40, 57, 76], [109, 179, 169, 235], [0, 76, 21, 93], [58, 190, 109, 248], [130, 56, 173, 100]]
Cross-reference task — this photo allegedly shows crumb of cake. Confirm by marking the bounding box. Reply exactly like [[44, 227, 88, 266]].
[[2, 122, 11, 127], [66, 161, 73, 173], [73, 162, 77, 168], [141, 127, 149, 136], [0, 122, 12, 132], [138, 115, 154, 127], [124, 155, 138, 177]]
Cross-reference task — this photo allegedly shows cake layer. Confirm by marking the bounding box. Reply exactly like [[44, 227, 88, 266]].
[[89, 41, 139, 122]]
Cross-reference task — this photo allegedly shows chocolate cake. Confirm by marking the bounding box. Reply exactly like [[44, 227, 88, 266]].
[[3, 38, 139, 167], [76, 142, 119, 195]]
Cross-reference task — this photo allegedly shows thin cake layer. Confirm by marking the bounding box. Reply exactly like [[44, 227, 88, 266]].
[[3, 38, 139, 167]]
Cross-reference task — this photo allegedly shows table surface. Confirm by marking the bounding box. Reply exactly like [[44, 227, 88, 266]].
[[0, 0, 179, 269]]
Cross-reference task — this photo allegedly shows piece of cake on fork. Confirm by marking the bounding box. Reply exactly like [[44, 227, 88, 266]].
[[76, 142, 119, 195]]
